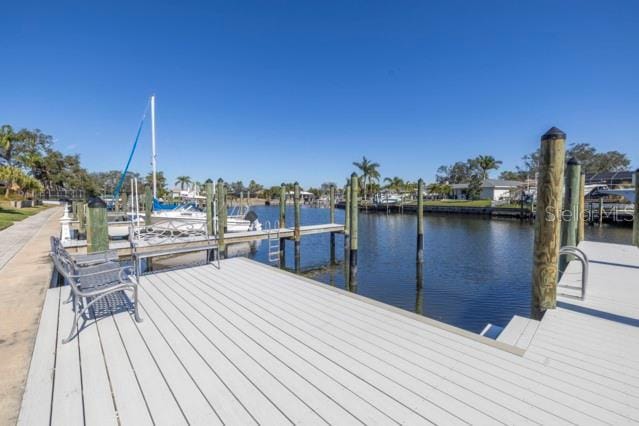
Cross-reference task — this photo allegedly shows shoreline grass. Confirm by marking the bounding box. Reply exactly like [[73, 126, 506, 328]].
[[0, 205, 49, 231]]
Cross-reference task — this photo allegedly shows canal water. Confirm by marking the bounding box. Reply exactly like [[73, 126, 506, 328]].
[[237, 205, 631, 334]]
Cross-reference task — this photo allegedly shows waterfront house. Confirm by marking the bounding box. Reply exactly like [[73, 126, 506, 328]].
[[451, 179, 522, 201]]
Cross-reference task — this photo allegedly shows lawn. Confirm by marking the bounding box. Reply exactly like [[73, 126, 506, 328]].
[[0, 205, 49, 231]]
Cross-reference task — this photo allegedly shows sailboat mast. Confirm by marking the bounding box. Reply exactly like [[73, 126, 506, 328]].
[[151, 94, 158, 199]]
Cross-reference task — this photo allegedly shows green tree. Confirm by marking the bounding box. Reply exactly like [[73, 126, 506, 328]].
[[474, 155, 503, 180], [174, 176, 192, 190], [383, 176, 405, 192], [352, 156, 381, 200], [466, 174, 483, 200]]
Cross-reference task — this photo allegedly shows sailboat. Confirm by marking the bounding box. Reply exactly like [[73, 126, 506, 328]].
[[120, 95, 261, 233]]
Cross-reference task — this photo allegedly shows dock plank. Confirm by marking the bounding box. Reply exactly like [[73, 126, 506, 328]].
[[50, 289, 84, 426], [95, 302, 154, 426], [17, 287, 61, 426], [78, 308, 118, 426], [111, 308, 187, 425], [226, 258, 635, 424]]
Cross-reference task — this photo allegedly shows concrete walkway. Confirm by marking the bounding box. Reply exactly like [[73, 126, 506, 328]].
[[0, 207, 63, 425], [0, 207, 61, 270]]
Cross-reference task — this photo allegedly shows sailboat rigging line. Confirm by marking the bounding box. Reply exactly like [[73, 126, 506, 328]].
[[113, 100, 150, 201]]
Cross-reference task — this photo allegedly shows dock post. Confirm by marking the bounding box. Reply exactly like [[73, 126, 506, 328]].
[[294, 182, 301, 273], [349, 173, 359, 289], [217, 179, 226, 259], [598, 197, 604, 226], [532, 127, 566, 320], [578, 172, 585, 243], [416, 178, 424, 265], [144, 185, 153, 226], [279, 183, 286, 267], [206, 182, 214, 235], [344, 184, 351, 284], [86, 196, 108, 253], [329, 184, 336, 264], [559, 158, 581, 272], [634, 169, 639, 247], [121, 192, 128, 217], [78, 202, 86, 237]]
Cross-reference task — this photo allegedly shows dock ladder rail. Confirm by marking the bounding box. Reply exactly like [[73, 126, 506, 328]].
[[558, 245, 589, 300], [266, 220, 281, 265]]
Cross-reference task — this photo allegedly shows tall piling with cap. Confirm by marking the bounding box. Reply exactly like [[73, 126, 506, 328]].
[[634, 169, 639, 247], [144, 185, 153, 226], [416, 178, 424, 266], [216, 179, 226, 258], [349, 173, 359, 288], [86, 196, 108, 253], [559, 158, 581, 272], [578, 172, 585, 244], [329, 184, 336, 264], [532, 127, 566, 320], [294, 182, 301, 272]]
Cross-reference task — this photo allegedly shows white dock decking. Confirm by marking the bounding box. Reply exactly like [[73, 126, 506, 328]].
[[18, 241, 639, 425]]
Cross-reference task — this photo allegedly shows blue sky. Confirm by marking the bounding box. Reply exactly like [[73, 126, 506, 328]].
[[1, 1, 637, 188]]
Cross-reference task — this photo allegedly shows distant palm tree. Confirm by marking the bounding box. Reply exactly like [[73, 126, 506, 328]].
[[384, 176, 405, 192], [174, 176, 191, 190], [352, 156, 380, 200], [476, 155, 503, 180]]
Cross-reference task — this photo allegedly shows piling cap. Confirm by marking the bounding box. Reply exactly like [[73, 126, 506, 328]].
[[217, 178, 224, 184], [567, 157, 581, 166], [87, 196, 107, 209], [281, 182, 286, 187], [541, 127, 566, 141], [350, 172, 358, 178]]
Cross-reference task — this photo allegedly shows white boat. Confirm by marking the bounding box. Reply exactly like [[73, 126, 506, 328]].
[[151, 205, 262, 233]]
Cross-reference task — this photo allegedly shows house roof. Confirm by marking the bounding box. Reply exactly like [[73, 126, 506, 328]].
[[585, 171, 634, 184], [451, 179, 523, 190]]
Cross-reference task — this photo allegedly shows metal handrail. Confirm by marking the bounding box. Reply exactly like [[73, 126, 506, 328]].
[[558, 245, 589, 300]]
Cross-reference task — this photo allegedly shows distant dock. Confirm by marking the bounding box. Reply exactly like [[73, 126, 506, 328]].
[[18, 240, 639, 424]]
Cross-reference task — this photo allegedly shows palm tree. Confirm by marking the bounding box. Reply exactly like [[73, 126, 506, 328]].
[[475, 155, 503, 180], [0, 125, 17, 166], [352, 156, 380, 200], [174, 176, 191, 190], [383, 176, 405, 192]]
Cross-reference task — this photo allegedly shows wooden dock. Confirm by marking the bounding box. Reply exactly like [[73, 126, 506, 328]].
[[64, 223, 345, 256], [18, 241, 639, 425]]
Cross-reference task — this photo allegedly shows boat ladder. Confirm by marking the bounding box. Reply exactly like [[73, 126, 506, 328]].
[[266, 220, 281, 265]]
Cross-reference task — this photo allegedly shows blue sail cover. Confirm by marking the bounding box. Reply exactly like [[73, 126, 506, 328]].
[[153, 198, 178, 210]]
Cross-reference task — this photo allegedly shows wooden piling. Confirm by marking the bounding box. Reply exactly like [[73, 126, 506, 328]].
[[634, 169, 639, 247], [77, 202, 86, 236], [294, 182, 301, 273], [416, 178, 424, 264], [349, 173, 359, 287], [86, 196, 108, 253], [206, 182, 214, 235], [279, 183, 286, 267], [216, 179, 226, 258], [121, 192, 128, 215], [344, 184, 351, 275], [329, 185, 336, 264], [561, 158, 581, 247], [532, 127, 566, 319], [578, 172, 585, 243], [598, 197, 604, 226], [144, 185, 153, 226]]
